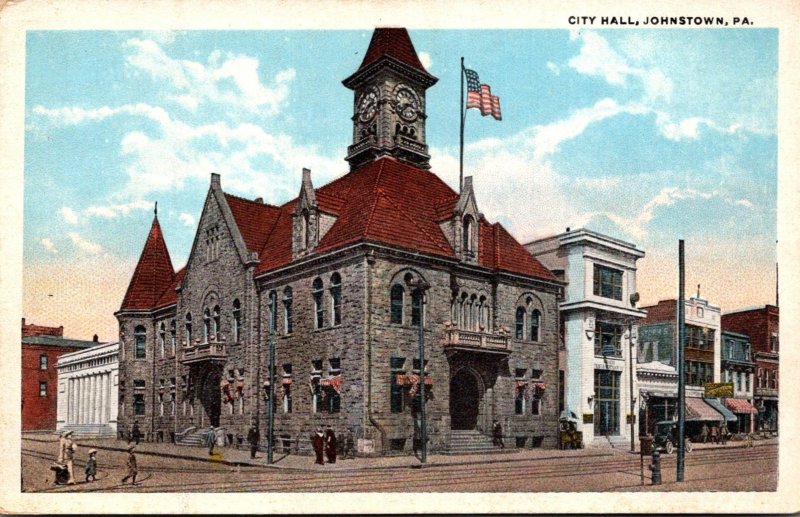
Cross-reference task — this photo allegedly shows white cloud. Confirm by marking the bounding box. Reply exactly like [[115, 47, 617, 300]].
[[546, 62, 560, 75], [124, 38, 295, 115], [59, 207, 78, 224], [85, 200, 153, 219], [655, 112, 741, 141], [68, 232, 103, 254], [40, 238, 58, 253], [736, 199, 754, 208], [179, 213, 195, 226], [419, 51, 433, 70]]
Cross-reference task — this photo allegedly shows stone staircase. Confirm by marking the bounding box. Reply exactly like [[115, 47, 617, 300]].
[[443, 429, 506, 455], [176, 427, 209, 446], [56, 424, 116, 439]]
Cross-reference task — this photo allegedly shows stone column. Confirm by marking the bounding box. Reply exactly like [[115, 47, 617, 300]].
[[99, 373, 107, 424], [76, 377, 82, 424], [83, 376, 90, 424]]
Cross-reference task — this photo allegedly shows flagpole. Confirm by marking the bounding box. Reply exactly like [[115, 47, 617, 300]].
[[459, 57, 465, 193]]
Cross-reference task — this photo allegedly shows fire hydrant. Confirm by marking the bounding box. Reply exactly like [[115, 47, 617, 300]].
[[649, 450, 662, 485]]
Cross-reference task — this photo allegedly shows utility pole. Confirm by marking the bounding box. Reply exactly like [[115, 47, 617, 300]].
[[677, 240, 686, 482]]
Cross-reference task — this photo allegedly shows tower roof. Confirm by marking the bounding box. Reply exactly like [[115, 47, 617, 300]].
[[344, 28, 437, 88], [120, 215, 176, 311]]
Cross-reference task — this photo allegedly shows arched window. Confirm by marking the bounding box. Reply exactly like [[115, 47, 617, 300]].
[[268, 291, 278, 333], [232, 299, 241, 342], [463, 215, 474, 253], [390, 285, 404, 324], [283, 288, 293, 334], [302, 209, 311, 249], [330, 273, 342, 326], [479, 295, 487, 330], [411, 288, 423, 327], [203, 308, 211, 343], [169, 320, 176, 356], [530, 309, 541, 342], [515, 307, 525, 340], [312, 278, 324, 329], [213, 305, 220, 341], [185, 313, 193, 345], [158, 322, 166, 357], [134, 325, 146, 359]]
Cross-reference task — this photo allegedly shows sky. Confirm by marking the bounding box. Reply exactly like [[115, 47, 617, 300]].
[[22, 29, 778, 341]]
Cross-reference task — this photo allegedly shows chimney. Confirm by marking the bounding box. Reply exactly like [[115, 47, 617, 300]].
[[254, 197, 263, 204], [93, 334, 99, 342]]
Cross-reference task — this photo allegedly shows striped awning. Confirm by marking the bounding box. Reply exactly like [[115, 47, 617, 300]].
[[685, 397, 723, 422], [725, 398, 758, 414], [704, 397, 738, 422]]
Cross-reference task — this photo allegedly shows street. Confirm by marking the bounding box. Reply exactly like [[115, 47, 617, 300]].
[[22, 435, 777, 493]]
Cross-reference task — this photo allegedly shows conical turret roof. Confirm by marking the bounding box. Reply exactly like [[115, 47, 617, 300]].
[[120, 214, 176, 311]]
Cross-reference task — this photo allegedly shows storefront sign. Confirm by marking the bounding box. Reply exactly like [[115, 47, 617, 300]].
[[704, 382, 733, 398], [582, 413, 594, 424], [626, 414, 635, 424]]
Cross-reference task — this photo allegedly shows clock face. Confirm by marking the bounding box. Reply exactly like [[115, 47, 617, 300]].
[[394, 86, 419, 121], [357, 89, 378, 122]]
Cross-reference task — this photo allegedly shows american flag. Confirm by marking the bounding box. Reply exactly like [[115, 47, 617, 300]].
[[464, 68, 502, 121]]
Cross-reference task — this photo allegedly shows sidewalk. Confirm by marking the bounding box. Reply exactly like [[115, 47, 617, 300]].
[[24, 434, 616, 472]]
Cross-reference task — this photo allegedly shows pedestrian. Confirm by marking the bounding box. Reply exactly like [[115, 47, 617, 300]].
[[492, 419, 504, 449], [121, 445, 138, 485], [720, 422, 729, 445], [58, 430, 77, 484], [710, 424, 719, 444], [85, 449, 98, 482], [131, 421, 141, 445], [324, 425, 337, 464], [207, 426, 216, 456], [343, 429, 356, 459], [247, 423, 260, 460], [700, 423, 709, 444], [312, 427, 325, 465]]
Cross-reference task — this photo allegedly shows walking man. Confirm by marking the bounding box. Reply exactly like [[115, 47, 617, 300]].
[[121, 445, 138, 485], [247, 423, 260, 460], [312, 427, 325, 465], [492, 419, 504, 449], [324, 425, 337, 464], [700, 423, 709, 444], [207, 426, 217, 456]]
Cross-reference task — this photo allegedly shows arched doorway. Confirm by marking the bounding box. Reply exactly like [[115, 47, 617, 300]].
[[450, 368, 481, 430], [197, 366, 222, 427]]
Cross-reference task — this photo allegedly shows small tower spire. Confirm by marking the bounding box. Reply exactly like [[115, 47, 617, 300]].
[[154, 201, 158, 217]]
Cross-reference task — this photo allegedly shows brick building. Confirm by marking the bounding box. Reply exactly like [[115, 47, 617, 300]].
[[721, 305, 779, 432], [115, 28, 563, 455], [21, 319, 98, 431]]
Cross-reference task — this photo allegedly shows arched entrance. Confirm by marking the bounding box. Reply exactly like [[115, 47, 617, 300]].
[[450, 368, 481, 430], [197, 366, 222, 427]]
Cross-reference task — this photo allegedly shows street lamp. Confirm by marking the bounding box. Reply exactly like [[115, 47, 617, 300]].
[[406, 276, 431, 464], [628, 292, 640, 453]]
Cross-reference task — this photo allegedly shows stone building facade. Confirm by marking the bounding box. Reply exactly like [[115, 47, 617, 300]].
[[115, 28, 562, 454]]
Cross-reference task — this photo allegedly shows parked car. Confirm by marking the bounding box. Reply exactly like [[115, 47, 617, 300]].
[[653, 420, 693, 454]]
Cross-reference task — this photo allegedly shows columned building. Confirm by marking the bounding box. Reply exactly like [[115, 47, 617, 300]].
[[56, 341, 119, 438], [115, 28, 563, 455], [526, 229, 645, 446]]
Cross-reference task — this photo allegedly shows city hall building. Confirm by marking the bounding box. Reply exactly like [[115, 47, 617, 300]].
[[115, 28, 562, 454]]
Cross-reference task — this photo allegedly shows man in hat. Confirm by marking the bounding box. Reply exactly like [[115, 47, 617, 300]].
[[246, 423, 260, 460], [58, 430, 77, 484], [312, 427, 325, 465], [207, 426, 217, 456], [324, 425, 337, 464], [121, 445, 138, 484], [85, 449, 98, 482]]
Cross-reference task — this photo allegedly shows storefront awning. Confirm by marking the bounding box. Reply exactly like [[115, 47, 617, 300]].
[[725, 398, 758, 414], [703, 397, 738, 422], [685, 397, 723, 422]]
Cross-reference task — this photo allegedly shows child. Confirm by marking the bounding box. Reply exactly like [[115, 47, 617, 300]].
[[85, 449, 98, 482], [121, 445, 138, 485]]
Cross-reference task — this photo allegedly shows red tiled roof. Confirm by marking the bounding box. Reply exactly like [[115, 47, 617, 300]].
[[224, 194, 281, 254], [120, 217, 176, 311], [358, 28, 430, 77], [251, 157, 555, 281], [154, 267, 185, 310]]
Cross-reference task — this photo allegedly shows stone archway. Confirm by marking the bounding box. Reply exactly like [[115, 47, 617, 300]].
[[197, 365, 222, 427], [450, 368, 482, 430]]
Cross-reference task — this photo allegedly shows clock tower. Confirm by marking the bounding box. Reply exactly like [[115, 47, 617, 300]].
[[343, 28, 438, 170]]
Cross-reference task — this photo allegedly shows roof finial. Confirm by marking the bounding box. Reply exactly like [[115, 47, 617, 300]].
[[697, 283, 700, 298], [154, 201, 158, 217]]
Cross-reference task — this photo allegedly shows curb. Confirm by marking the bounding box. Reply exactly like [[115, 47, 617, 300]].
[[24, 436, 615, 473]]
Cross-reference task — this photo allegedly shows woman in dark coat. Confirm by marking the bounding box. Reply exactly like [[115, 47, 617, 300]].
[[324, 425, 337, 464], [312, 428, 325, 465], [121, 445, 138, 484]]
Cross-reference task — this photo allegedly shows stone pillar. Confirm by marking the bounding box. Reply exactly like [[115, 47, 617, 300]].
[[100, 373, 107, 424], [75, 377, 81, 425], [83, 376, 89, 424]]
